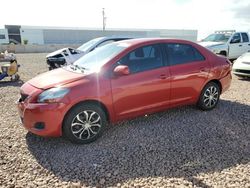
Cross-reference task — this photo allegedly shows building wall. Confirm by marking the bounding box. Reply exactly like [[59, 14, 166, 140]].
[[1, 25, 198, 45], [42, 29, 148, 44], [42, 29, 197, 44], [20, 29, 44, 44], [0, 29, 9, 44]]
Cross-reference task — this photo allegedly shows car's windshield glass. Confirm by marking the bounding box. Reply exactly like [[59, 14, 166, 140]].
[[77, 38, 102, 52], [73, 43, 127, 72], [203, 33, 231, 42]]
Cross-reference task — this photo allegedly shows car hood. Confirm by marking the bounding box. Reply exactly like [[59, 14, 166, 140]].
[[198, 41, 225, 47], [28, 68, 85, 89], [46, 48, 69, 58], [235, 52, 250, 64]]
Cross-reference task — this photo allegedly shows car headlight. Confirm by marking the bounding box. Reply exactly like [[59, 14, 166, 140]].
[[37, 88, 70, 103]]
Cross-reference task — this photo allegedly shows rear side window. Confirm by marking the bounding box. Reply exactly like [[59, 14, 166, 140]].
[[118, 44, 163, 73], [165, 43, 205, 66], [241, 33, 249, 42]]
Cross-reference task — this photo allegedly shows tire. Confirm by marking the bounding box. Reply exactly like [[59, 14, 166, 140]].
[[197, 82, 220, 111], [219, 51, 227, 57], [62, 103, 107, 144]]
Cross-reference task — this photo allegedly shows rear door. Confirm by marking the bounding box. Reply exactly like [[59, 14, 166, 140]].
[[229, 33, 243, 59], [240, 33, 250, 54], [111, 44, 171, 120], [164, 43, 210, 106]]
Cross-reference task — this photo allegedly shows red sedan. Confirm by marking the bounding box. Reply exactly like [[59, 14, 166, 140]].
[[17, 39, 232, 144]]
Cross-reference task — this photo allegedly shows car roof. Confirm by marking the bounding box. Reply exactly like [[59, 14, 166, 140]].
[[115, 38, 195, 46]]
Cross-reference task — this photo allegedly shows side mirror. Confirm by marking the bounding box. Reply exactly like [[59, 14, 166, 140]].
[[230, 38, 240, 44], [113, 65, 130, 76]]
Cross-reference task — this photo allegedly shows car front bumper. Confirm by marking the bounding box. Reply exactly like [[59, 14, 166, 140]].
[[232, 69, 250, 77], [16, 96, 67, 137], [17, 101, 66, 137], [232, 61, 250, 77]]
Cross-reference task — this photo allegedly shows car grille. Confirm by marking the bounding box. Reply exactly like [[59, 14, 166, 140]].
[[19, 93, 29, 102], [233, 69, 250, 74]]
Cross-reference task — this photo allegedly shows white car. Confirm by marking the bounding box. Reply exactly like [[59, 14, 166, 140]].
[[199, 30, 250, 59], [46, 37, 131, 70], [232, 52, 250, 78]]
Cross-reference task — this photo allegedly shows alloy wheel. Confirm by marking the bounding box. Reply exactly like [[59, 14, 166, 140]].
[[71, 110, 102, 140], [203, 86, 219, 108]]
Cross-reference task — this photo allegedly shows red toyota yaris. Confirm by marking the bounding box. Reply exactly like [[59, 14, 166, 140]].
[[17, 39, 232, 144]]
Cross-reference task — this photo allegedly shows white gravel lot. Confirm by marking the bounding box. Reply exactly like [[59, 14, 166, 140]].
[[0, 53, 250, 188]]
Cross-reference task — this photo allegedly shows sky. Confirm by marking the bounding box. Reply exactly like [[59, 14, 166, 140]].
[[0, 0, 250, 39]]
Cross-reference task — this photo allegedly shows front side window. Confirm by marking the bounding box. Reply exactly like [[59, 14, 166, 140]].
[[118, 44, 163, 74], [241, 33, 249, 43], [165, 43, 205, 66], [231, 33, 241, 43]]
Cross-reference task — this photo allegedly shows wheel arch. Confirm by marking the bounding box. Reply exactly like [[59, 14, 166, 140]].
[[63, 100, 110, 124], [205, 79, 222, 94], [219, 50, 227, 57]]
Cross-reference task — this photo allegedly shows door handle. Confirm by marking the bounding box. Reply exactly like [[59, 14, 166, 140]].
[[239, 44, 242, 47], [248, 44, 250, 46], [159, 74, 167, 79]]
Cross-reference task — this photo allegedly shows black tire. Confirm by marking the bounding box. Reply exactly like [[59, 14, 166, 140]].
[[219, 51, 227, 57], [197, 82, 220, 111], [62, 103, 107, 144]]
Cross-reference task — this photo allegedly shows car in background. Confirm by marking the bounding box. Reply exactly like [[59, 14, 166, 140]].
[[199, 30, 250, 59], [46, 36, 132, 70], [232, 52, 250, 78], [17, 38, 231, 144]]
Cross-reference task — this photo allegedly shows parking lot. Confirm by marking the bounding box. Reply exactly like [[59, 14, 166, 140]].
[[0, 53, 250, 187]]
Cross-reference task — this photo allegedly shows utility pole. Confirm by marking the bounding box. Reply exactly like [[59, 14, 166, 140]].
[[102, 8, 106, 31]]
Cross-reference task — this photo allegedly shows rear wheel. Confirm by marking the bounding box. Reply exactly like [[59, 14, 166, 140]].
[[197, 82, 220, 110], [63, 103, 107, 144]]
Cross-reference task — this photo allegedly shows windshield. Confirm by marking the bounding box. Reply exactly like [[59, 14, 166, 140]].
[[73, 42, 127, 72], [203, 33, 231, 42], [77, 38, 102, 52]]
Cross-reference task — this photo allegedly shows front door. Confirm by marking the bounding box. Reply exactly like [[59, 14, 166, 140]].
[[111, 44, 171, 120]]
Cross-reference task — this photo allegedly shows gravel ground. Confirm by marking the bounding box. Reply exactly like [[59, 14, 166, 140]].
[[0, 53, 250, 188]]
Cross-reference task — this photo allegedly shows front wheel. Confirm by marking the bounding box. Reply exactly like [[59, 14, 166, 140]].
[[197, 82, 220, 110], [63, 103, 107, 144]]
